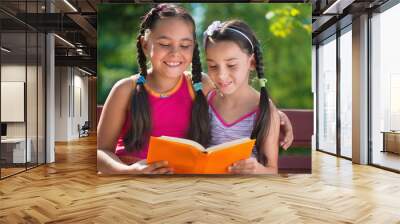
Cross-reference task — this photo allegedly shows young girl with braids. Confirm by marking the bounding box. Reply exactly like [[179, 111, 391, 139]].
[[97, 4, 293, 175], [203, 20, 280, 174], [97, 4, 211, 174]]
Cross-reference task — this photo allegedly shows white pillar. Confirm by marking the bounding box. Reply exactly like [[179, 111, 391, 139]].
[[352, 14, 369, 164], [46, 1, 55, 163]]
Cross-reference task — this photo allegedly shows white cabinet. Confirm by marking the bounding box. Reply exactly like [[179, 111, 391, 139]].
[[1, 138, 32, 163]]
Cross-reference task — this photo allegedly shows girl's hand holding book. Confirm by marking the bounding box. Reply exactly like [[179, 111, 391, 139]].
[[129, 160, 174, 174], [228, 158, 276, 174]]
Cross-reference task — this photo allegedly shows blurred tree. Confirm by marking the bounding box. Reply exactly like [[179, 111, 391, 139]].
[[98, 3, 312, 109], [97, 4, 151, 104]]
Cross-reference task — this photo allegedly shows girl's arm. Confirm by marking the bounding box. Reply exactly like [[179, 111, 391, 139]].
[[97, 77, 137, 174], [98, 149, 171, 175], [97, 76, 171, 174], [259, 102, 280, 174], [267, 98, 294, 150], [278, 110, 293, 150]]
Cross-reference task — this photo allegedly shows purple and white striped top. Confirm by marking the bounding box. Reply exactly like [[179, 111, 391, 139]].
[[207, 91, 259, 157]]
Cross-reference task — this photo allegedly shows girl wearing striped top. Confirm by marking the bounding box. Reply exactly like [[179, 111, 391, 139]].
[[204, 20, 280, 174]]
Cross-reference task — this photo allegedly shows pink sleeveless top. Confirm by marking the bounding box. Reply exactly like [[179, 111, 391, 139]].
[[115, 75, 195, 159]]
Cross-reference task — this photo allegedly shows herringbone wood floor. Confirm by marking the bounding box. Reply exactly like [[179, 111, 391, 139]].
[[1, 135, 399, 223]]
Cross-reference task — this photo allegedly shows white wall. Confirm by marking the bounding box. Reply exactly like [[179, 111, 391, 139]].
[[1, 65, 26, 81], [73, 71, 89, 137], [54, 67, 89, 141], [55, 66, 69, 141]]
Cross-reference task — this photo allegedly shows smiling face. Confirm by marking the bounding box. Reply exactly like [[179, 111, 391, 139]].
[[206, 40, 255, 95], [142, 17, 195, 79]]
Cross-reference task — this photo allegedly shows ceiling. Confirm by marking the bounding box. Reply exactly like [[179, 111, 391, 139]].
[[0, 0, 395, 75], [312, 0, 390, 43], [1, 0, 100, 74]]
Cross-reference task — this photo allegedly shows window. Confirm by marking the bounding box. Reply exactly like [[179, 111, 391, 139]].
[[0, 1, 46, 179], [317, 35, 337, 154], [339, 28, 352, 158], [371, 3, 400, 171]]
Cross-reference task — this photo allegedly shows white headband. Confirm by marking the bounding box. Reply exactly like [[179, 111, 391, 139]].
[[204, 21, 254, 51]]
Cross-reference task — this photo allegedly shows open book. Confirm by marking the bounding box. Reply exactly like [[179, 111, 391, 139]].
[[147, 136, 255, 174]]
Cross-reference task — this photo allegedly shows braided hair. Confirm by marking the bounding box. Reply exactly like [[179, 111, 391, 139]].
[[124, 4, 210, 151], [204, 20, 271, 165]]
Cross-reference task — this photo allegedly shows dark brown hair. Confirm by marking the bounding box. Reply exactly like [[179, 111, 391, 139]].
[[204, 20, 271, 165], [124, 4, 210, 151]]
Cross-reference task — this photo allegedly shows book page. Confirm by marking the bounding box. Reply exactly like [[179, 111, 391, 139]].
[[206, 138, 252, 153], [159, 136, 206, 151]]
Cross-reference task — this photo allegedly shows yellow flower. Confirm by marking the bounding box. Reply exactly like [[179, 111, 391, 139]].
[[303, 24, 312, 33], [290, 8, 299, 16]]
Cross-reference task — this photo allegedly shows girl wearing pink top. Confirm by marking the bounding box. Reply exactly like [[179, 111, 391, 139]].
[[97, 4, 211, 174], [114, 74, 196, 162]]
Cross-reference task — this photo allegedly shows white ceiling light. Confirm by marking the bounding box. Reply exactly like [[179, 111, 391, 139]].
[[1, 47, 11, 53], [323, 0, 355, 15], [63, 0, 78, 12], [54, 34, 75, 48], [78, 67, 92, 76]]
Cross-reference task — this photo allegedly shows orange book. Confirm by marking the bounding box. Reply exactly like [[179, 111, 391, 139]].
[[147, 136, 255, 174]]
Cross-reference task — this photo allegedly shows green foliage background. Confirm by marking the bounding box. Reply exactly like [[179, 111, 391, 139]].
[[98, 3, 312, 109]]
